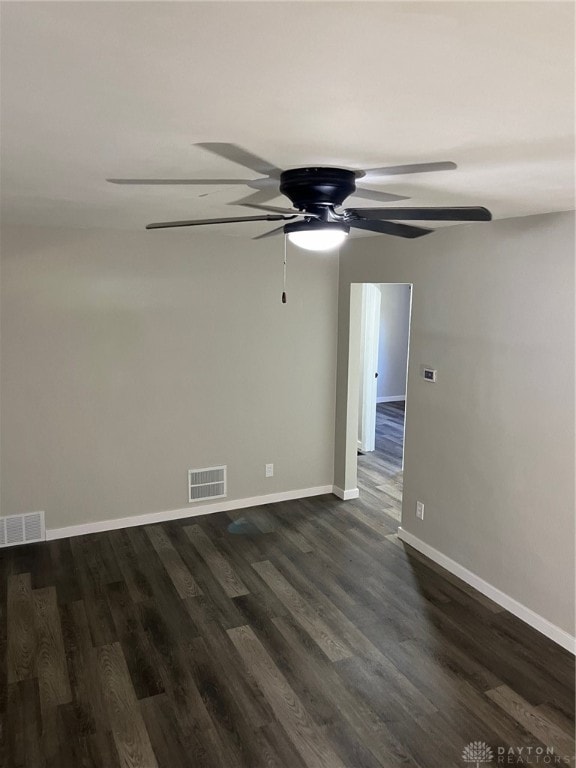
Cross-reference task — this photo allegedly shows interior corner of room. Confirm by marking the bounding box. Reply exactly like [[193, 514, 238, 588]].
[[333, 212, 576, 648]]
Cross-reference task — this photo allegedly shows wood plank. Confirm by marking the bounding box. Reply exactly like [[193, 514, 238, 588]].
[[5, 682, 26, 768], [140, 693, 217, 768], [70, 537, 118, 647], [88, 729, 123, 768], [33, 587, 71, 708], [62, 600, 108, 735], [5, 680, 44, 768], [7, 573, 36, 683], [134, 598, 217, 736], [108, 529, 155, 605], [279, 525, 314, 554], [57, 700, 101, 768], [96, 642, 158, 768], [252, 559, 352, 662], [346, 502, 396, 538], [271, 615, 417, 768], [105, 580, 165, 700], [184, 524, 249, 598], [227, 625, 348, 768], [486, 684, 576, 758], [47, 539, 82, 604], [258, 722, 309, 768], [194, 619, 272, 729], [535, 703, 575, 740], [264, 556, 437, 720], [186, 633, 278, 768], [144, 525, 202, 599]]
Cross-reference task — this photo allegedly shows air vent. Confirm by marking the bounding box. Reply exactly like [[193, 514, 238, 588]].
[[188, 465, 227, 503], [0, 511, 45, 548]]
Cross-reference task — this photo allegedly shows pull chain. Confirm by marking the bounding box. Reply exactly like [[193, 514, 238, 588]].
[[282, 234, 287, 304]]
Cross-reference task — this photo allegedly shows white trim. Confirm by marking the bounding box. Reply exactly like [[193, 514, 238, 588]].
[[376, 396, 405, 403], [358, 283, 381, 453], [332, 486, 360, 500], [46, 486, 333, 541], [397, 527, 575, 654]]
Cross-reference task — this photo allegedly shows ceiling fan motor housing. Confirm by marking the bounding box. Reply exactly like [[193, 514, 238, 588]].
[[279, 168, 357, 210], [283, 219, 351, 236]]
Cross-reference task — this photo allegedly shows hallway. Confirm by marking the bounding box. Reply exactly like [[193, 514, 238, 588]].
[[357, 401, 405, 524]]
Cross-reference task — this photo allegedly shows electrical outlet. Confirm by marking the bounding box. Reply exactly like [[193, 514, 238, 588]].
[[265, 463, 274, 478], [416, 501, 424, 520]]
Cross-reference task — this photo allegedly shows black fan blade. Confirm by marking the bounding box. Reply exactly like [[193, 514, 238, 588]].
[[353, 187, 411, 203], [253, 225, 286, 240], [348, 206, 492, 222], [364, 161, 457, 177], [239, 203, 319, 218], [195, 143, 283, 178], [350, 219, 433, 239], [146, 214, 295, 230], [107, 178, 251, 185]]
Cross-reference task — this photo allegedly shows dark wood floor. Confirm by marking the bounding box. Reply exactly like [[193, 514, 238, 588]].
[[357, 401, 405, 523], [1, 466, 574, 766]]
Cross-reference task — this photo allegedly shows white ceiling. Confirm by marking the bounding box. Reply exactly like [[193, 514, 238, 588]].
[[1, 1, 574, 239]]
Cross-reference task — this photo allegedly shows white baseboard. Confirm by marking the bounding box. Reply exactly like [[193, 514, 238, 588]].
[[46, 485, 334, 541], [397, 527, 575, 654], [377, 396, 405, 403], [332, 486, 360, 500]]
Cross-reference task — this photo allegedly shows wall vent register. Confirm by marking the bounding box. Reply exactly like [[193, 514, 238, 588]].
[[0, 511, 45, 548], [188, 465, 227, 502]]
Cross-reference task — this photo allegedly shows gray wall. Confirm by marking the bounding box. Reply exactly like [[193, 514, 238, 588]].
[[1, 226, 339, 530], [377, 283, 411, 400], [335, 212, 575, 635]]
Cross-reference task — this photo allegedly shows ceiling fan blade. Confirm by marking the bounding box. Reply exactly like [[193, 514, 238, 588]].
[[239, 203, 319, 218], [107, 178, 251, 185], [364, 161, 457, 177], [348, 206, 492, 221], [350, 219, 433, 239], [253, 225, 286, 240], [352, 187, 411, 203], [146, 214, 295, 230], [195, 143, 283, 178], [229, 188, 282, 207]]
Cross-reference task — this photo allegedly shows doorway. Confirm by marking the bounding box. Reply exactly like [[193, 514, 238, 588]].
[[355, 283, 412, 523]]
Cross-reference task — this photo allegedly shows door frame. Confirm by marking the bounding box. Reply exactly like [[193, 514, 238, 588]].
[[341, 282, 413, 497], [358, 283, 381, 453]]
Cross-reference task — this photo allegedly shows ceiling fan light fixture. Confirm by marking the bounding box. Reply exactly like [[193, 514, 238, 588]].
[[285, 221, 349, 252], [132, 146, 491, 240]]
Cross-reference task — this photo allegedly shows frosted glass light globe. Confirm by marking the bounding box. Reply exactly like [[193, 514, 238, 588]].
[[287, 228, 348, 251]]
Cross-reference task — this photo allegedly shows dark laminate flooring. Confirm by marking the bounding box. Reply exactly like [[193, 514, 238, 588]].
[[358, 401, 405, 524], [1, 475, 574, 766]]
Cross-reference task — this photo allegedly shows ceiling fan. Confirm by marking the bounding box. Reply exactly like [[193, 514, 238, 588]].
[[108, 143, 492, 251]]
